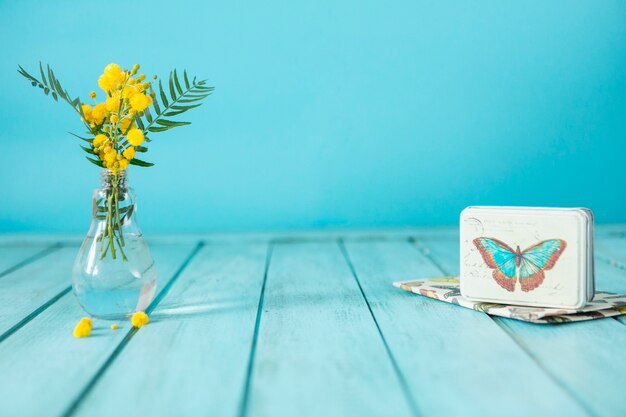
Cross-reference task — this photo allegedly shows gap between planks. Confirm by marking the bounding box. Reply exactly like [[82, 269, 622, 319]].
[[338, 239, 422, 417], [237, 244, 274, 417]]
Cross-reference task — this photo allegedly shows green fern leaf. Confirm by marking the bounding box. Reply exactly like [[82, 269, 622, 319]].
[[129, 158, 155, 167], [159, 80, 169, 107], [135, 113, 145, 130], [168, 72, 177, 101], [155, 119, 190, 127], [148, 126, 171, 133], [144, 107, 153, 123], [69, 132, 93, 143], [152, 97, 161, 115], [86, 156, 104, 167], [80, 145, 96, 155]]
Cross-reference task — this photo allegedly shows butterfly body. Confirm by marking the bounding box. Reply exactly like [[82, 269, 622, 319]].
[[514, 245, 522, 267], [472, 237, 567, 292]]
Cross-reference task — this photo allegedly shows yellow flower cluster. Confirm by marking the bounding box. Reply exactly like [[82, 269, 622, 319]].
[[83, 63, 152, 171], [73, 317, 92, 338]]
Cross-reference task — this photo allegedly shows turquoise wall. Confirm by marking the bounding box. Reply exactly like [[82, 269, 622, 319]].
[[1, 1, 625, 233]]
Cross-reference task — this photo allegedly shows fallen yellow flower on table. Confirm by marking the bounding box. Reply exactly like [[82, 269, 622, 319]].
[[111, 324, 119, 330], [131, 311, 149, 328], [73, 317, 92, 338]]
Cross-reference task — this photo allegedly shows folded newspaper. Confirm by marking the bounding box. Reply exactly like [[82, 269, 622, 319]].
[[393, 277, 626, 323]]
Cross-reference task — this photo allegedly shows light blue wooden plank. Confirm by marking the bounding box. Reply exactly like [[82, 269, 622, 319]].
[[0, 244, 59, 278], [71, 242, 269, 417], [0, 244, 196, 417], [418, 237, 626, 417], [0, 234, 81, 245], [592, 238, 626, 294], [246, 242, 415, 417], [590, 237, 626, 326], [343, 240, 589, 417], [594, 224, 626, 238], [0, 246, 78, 338], [595, 237, 626, 271]]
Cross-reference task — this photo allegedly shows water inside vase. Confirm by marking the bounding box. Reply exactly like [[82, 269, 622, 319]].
[[73, 233, 157, 319]]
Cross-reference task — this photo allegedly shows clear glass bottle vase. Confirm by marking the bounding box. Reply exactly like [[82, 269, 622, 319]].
[[72, 169, 157, 319]]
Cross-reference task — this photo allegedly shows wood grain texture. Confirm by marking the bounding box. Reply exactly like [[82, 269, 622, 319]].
[[343, 240, 589, 417], [246, 242, 415, 417], [418, 237, 626, 417], [71, 243, 269, 417], [0, 244, 196, 417]]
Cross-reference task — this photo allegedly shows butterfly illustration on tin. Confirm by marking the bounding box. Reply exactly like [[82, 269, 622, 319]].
[[473, 237, 567, 292]]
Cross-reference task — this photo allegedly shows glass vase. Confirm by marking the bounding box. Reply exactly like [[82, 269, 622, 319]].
[[72, 169, 157, 319]]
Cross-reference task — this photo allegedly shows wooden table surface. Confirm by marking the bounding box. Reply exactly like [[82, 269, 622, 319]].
[[1, 227, 626, 417]]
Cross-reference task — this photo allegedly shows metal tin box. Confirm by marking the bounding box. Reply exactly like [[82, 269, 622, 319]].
[[460, 206, 594, 309]]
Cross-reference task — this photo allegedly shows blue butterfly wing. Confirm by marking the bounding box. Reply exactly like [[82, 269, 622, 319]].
[[518, 239, 566, 292], [473, 238, 517, 292]]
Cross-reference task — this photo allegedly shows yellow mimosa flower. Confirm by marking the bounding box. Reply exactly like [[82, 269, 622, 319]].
[[131, 311, 149, 328], [104, 63, 125, 85], [91, 103, 107, 125], [111, 324, 119, 330], [98, 63, 125, 93], [119, 117, 135, 133], [110, 114, 119, 123], [118, 158, 130, 170], [129, 93, 152, 112], [127, 128, 145, 146], [98, 74, 114, 92], [73, 317, 92, 338], [104, 150, 117, 164], [93, 134, 108, 148], [105, 92, 122, 112], [81, 104, 93, 123], [122, 84, 139, 98], [122, 146, 136, 160], [89, 91, 96, 99]]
